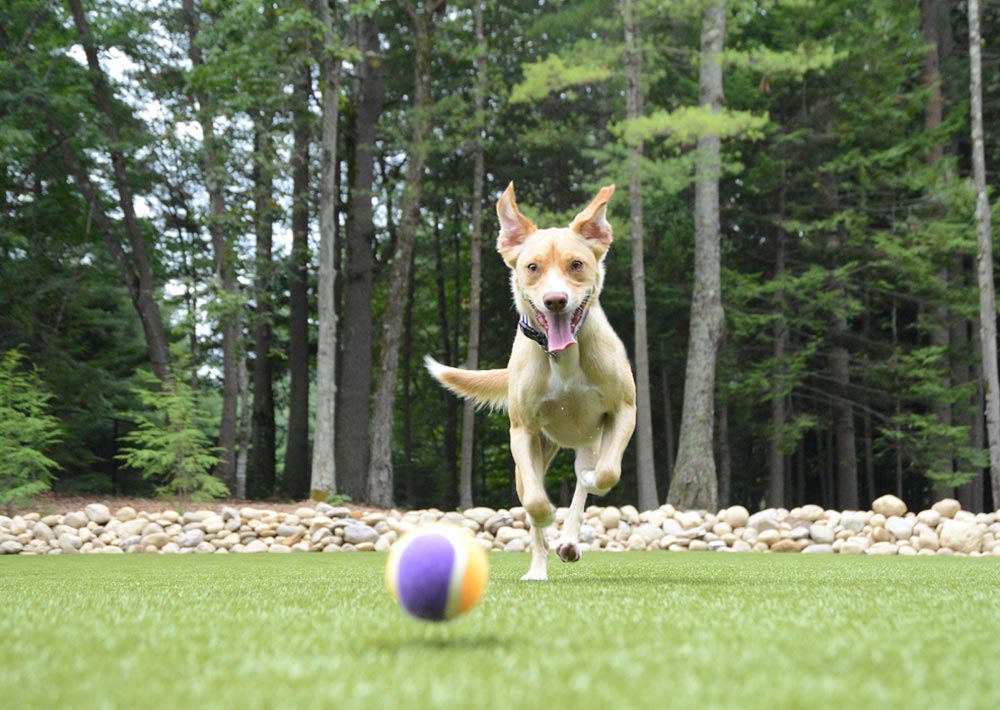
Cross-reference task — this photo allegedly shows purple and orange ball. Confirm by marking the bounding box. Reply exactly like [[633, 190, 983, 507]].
[[386, 525, 489, 622]]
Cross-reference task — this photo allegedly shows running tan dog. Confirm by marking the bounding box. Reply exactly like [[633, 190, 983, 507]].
[[426, 183, 636, 580]]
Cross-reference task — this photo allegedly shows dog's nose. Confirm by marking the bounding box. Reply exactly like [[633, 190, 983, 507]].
[[543, 292, 568, 313]]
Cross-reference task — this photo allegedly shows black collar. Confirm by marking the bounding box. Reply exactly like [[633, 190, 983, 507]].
[[519, 317, 555, 357]]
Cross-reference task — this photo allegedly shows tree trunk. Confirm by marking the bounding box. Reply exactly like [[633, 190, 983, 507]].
[[968, 0, 1000, 510], [434, 221, 459, 507], [716, 400, 731, 508], [336, 10, 383, 500], [924, 0, 954, 497], [768, 225, 787, 509], [236, 353, 251, 499], [402, 253, 417, 507], [311, 0, 343, 500], [623, 0, 657, 510], [181, 0, 241, 491], [458, 0, 487, 510], [368, 1, 444, 508], [668, 0, 725, 511], [249, 118, 276, 499], [660, 342, 676, 476], [66, 0, 172, 384], [283, 56, 312, 500]]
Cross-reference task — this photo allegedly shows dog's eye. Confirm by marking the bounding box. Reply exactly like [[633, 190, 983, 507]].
[[526, 263, 538, 273], [570, 260, 584, 272]]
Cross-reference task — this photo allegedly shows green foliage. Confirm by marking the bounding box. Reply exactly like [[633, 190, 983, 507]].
[[510, 49, 614, 104], [0, 350, 62, 510], [623, 105, 770, 146], [117, 351, 226, 503]]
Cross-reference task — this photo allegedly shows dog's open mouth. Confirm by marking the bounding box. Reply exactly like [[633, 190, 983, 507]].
[[534, 295, 590, 353]]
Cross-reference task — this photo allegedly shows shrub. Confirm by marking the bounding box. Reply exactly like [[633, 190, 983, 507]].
[[117, 352, 227, 503], [0, 349, 62, 514]]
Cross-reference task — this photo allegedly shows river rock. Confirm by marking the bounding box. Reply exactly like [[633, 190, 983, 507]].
[[796, 504, 825, 522], [809, 522, 835, 545], [722, 505, 750, 528], [802, 543, 834, 554], [771, 538, 800, 553], [33, 521, 55, 542], [179, 529, 206, 548], [939, 519, 983, 553], [484, 513, 514, 536], [884, 516, 913, 541], [868, 542, 898, 556], [343, 524, 379, 546], [932, 498, 961, 519], [63, 511, 88, 529], [600, 507, 622, 530], [872, 494, 907, 518], [116, 506, 137, 522], [85, 503, 112, 525], [747, 510, 780, 533]]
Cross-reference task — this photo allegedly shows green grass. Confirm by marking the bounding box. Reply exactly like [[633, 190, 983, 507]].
[[2, 552, 999, 710]]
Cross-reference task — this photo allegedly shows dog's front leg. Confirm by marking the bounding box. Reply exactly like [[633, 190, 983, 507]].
[[554, 447, 597, 563], [510, 426, 554, 581], [581, 405, 637, 496]]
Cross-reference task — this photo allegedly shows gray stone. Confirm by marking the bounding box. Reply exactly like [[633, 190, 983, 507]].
[[1, 540, 24, 554], [504, 538, 526, 552], [746, 510, 780, 533], [84, 503, 112, 525], [32, 521, 54, 542], [484, 512, 514, 536], [809, 523, 835, 545], [179, 529, 206, 548], [63, 511, 88, 529], [495, 526, 528, 545], [142, 532, 170, 549], [276, 524, 301, 538], [463, 507, 495, 526], [58, 533, 82, 552], [343, 524, 379, 546], [884, 516, 913, 541]]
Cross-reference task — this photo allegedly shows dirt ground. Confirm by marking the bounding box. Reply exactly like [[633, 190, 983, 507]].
[[18, 493, 387, 517]]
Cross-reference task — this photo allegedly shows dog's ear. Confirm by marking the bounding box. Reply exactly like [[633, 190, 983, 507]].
[[496, 182, 537, 265], [569, 185, 615, 254]]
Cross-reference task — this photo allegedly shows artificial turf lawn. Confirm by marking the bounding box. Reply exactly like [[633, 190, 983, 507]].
[[2, 552, 998, 710]]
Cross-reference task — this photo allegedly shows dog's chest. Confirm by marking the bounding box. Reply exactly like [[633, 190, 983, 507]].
[[537, 373, 606, 446]]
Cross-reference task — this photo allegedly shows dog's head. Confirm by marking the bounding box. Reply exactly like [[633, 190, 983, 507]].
[[495, 183, 615, 353]]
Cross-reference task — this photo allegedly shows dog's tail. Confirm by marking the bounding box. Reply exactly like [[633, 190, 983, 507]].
[[424, 356, 508, 411]]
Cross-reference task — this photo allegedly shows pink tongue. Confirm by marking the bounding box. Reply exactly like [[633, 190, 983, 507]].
[[545, 312, 577, 352]]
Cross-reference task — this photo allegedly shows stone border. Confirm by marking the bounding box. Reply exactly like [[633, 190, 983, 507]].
[[2, 494, 998, 557]]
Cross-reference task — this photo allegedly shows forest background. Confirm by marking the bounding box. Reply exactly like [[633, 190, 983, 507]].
[[3, 0, 1000, 515]]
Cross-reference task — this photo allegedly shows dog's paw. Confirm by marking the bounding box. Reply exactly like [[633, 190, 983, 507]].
[[579, 469, 611, 497], [520, 569, 548, 582], [555, 540, 581, 563]]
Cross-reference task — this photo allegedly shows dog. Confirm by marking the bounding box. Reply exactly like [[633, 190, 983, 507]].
[[425, 183, 636, 580]]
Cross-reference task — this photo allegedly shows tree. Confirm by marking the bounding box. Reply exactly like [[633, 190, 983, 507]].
[[968, 0, 1000, 509], [370, 0, 447, 507], [337, 9, 384, 500], [458, 0, 488, 510], [182, 0, 243, 492], [622, 0, 657, 511], [668, 0, 726, 511], [66, 0, 172, 385], [283, 49, 312, 500], [311, 0, 343, 500]]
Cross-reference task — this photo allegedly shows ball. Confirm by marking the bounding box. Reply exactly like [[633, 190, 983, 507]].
[[385, 525, 489, 622]]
